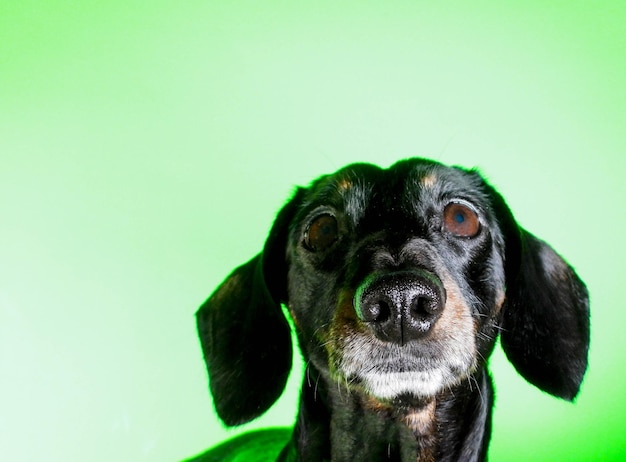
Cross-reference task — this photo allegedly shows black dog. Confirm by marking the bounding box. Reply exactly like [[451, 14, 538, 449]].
[[190, 158, 589, 461]]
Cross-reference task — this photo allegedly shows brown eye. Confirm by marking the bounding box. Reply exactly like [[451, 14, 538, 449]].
[[305, 214, 339, 251], [443, 202, 480, 238]]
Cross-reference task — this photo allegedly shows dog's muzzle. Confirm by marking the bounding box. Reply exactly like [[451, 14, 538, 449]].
[[355, 270, 446, 346]]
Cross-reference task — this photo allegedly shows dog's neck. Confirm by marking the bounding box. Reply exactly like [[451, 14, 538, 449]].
[[280, 366, 493, 462]]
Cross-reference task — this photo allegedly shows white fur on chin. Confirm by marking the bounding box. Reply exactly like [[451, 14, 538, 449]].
[[360, 369, 449, 399]]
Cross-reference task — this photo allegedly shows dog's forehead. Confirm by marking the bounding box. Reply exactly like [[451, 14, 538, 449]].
[[303, 159, 486, 217]]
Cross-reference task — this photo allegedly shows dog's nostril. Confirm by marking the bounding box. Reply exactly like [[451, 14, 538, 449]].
[[371, 300, 391, 323], [359, 298, 391, 323], [410, 293, 440, 318], [411, 296, 429, 317]]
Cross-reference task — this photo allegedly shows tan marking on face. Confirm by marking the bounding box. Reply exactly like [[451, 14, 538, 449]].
[[337, 178, 353, 192], [324, 288, 361, 370], [420, 173, 438, 189], [442, 277, 470, 322], [336, 289, 357, 318], [435, 272, 476, 348], [494, 288, 506, 314]]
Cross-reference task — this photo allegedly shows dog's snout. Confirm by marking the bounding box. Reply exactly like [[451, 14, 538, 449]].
[[355, 270, 446, 345]]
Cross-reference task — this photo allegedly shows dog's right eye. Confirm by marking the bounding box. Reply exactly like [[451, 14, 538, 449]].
[[443, 202, 481, 238], [304, 214, 339, 252]]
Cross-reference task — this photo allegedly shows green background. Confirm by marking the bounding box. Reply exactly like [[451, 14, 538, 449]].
[[1, 1, 624, 461]]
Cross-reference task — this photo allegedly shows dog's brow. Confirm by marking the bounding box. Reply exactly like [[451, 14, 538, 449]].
[[420, 173, 438, 189], [400, 168, 436, 212], [336, 177, 353, 191], [336, 177, 372, 225]]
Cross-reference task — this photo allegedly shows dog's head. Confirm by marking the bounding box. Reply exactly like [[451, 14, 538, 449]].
[[197, 158, 589, 426]]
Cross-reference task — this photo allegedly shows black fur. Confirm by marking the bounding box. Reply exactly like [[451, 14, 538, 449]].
[[190, 158, 589, 461]]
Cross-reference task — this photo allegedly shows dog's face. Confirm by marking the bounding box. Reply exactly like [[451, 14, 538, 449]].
[[285, 159, 506, 401], [197, 157, 589, 427]]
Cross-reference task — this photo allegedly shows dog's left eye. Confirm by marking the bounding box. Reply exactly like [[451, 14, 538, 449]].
[[304, 214, 339, 252], [443, 202, 480, 238]]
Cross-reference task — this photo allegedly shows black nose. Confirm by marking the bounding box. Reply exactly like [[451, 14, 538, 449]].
[[355, 270, 446, 345]]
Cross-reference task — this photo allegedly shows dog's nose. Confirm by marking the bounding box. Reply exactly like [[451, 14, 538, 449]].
[[355, 270, 446, 345]]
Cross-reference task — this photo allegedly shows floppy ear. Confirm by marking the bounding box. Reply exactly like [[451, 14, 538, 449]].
[[196, 189, 304, 426], [499, 222, 590, 401]]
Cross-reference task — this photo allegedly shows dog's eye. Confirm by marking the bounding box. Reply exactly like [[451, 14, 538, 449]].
[[443, 202, 480, 238], [305, 214, 339, 251]]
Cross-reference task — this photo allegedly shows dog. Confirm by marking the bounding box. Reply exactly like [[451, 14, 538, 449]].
[[189, 158, 589, 461]]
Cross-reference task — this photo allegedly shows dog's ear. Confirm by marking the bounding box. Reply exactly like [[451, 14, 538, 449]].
[[196, 189, 304, 426], [492, 191, 590, 401]]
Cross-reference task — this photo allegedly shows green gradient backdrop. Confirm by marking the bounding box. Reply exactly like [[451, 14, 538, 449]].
[[1, 2, 624, 461]]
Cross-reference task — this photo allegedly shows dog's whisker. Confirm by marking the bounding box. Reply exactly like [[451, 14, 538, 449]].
[[306, 363, 311, 388], [471, 375, 486, 405], [491, 322, 508, 333], [311, 323, 332, 341], [314, 372, 322, 401], [475, 350, 488, 364]]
